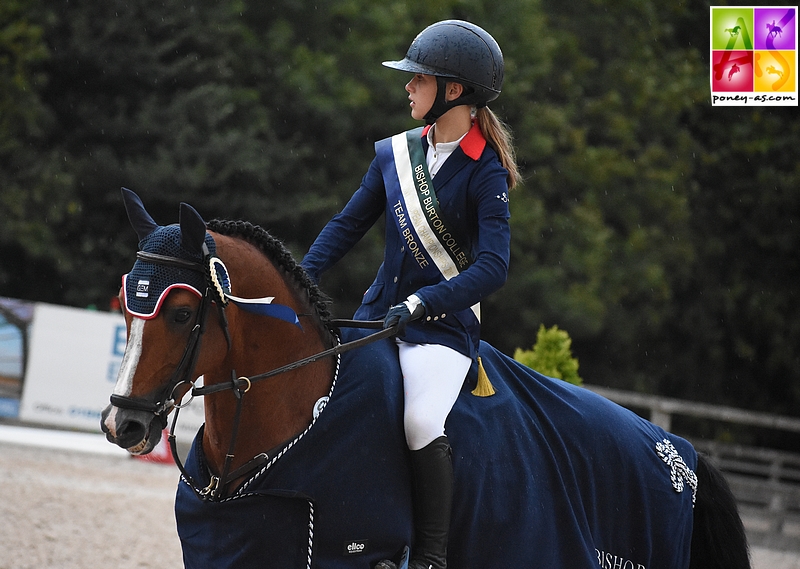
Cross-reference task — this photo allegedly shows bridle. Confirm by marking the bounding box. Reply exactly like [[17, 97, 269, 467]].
[[110, 248, 398, 501], [109, 251, 216, 423]]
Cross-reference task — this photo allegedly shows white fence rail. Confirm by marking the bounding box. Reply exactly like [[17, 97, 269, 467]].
[[586, 384, 800, 551]]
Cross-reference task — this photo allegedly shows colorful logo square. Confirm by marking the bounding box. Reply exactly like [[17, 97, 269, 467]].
[[711, 8, 755, 51], [754, 8, 797, 49], [712, 50, 754, 91], [755, 50, 796, 91]]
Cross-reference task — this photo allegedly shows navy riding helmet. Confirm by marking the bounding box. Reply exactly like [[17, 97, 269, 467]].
[[382, 20, 504, 124]]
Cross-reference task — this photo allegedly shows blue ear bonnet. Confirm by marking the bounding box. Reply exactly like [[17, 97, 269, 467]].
[[123, 226, 217, 319], [120, 188, 300, 327]]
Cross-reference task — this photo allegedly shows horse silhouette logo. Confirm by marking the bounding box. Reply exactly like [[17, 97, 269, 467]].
[[766, 20, 783, 38], [725, 25, 741, 37]]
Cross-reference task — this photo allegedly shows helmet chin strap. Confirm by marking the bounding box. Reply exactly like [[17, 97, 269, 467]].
[[423, 77, 484, 125]]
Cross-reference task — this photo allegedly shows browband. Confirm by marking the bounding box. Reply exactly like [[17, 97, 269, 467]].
[[137, 250, 205, 272]]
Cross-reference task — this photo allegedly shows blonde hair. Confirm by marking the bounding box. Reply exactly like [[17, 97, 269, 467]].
[[476, 106, 520, 190]]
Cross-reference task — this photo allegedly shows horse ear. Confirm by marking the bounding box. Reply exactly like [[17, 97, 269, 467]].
[[121, 187, 159, 241], [179, 202, 208, 257]]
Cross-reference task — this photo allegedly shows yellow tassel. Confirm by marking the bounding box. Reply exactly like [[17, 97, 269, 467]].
[[471, 356, 496, 397]]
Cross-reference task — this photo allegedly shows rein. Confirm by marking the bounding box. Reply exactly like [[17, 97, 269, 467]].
[[192, 319, 391, 397], [113, 249, 397, 501]]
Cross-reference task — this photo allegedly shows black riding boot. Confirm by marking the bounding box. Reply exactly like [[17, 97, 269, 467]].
[[407, 435, 453, 569]]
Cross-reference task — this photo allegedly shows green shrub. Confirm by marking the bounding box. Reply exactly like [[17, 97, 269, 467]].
[[514, 324, 582, 386]]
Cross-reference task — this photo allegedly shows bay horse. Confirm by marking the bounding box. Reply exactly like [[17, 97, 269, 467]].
[[101, 189, 751, 569]]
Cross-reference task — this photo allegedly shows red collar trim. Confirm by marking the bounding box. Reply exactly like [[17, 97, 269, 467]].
[[420, 122, 486, 161], [461, 121, 486, 160]]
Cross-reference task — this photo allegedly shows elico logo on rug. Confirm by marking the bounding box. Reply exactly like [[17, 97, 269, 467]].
[[710, 6, 798, 106]]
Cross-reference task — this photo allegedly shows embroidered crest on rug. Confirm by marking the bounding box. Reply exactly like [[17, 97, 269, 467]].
[[656, 438, 698, 505]]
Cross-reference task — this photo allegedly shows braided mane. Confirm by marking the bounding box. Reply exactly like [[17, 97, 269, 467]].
[[207, 219, 332, 325]]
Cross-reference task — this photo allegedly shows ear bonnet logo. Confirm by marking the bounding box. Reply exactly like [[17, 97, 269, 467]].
[[136, 279, 150, 298], [711, 6, 798, 106]]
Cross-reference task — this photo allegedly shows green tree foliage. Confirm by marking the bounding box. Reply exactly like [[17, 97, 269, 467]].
[[34, 0, 289, 306], [1, 0, 798, 430], [674, 105, 800, 416], [514, 324, 582, 386], [0, 0, 73, 301], [487, 0, 707, 397]]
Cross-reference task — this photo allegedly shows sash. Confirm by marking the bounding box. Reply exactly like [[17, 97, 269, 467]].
[[376, 128, 480, 322]]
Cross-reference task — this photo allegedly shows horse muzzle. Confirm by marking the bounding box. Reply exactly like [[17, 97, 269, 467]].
[[100, 403, 164, 455]]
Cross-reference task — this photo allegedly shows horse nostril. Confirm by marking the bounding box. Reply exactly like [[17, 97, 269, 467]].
[[116, 419, 148, 448]]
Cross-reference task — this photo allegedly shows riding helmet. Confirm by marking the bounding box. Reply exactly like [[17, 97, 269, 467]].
[[383, 20, 504, 123]]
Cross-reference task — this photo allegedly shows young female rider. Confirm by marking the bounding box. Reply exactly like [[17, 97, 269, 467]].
[[301, 20, 519, 569]]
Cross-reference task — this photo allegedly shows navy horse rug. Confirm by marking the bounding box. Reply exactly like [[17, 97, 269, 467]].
[[176, 328, 696, 569], [103, 191, 748, 569]]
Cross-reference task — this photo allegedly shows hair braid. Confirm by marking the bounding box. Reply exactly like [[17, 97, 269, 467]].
[[206, 219, 332, 324]]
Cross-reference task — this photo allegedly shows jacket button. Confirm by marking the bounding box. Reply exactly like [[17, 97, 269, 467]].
[[393, 276, 398, 283]]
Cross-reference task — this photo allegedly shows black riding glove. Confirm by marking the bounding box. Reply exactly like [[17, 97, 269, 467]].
[[383, 295, 426, 334]]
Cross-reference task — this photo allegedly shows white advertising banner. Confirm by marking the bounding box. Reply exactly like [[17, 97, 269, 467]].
[[20, 302, 203, 439]]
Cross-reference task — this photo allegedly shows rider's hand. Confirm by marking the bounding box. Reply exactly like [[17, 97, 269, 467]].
[[383, 294, 426, 334]]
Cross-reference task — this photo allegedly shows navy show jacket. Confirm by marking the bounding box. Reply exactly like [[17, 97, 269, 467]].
[[301, 123, 510, 358]]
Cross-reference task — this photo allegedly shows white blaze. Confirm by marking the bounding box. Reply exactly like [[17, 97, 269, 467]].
[[103, 317, 145, 437]]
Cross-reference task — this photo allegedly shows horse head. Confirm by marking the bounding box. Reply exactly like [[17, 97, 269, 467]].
[[102, 189, 335, 490], [101, 188, 227, 454]]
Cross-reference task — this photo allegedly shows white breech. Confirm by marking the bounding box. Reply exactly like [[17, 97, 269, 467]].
[[397, 340, 472, 451]]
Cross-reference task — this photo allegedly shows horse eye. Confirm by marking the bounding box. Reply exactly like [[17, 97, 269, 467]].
[[175, 308, 192, 323]]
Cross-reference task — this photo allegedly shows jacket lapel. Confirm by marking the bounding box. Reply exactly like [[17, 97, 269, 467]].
[[427, 148, 470, 209], [420, 130, 476, 206]]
